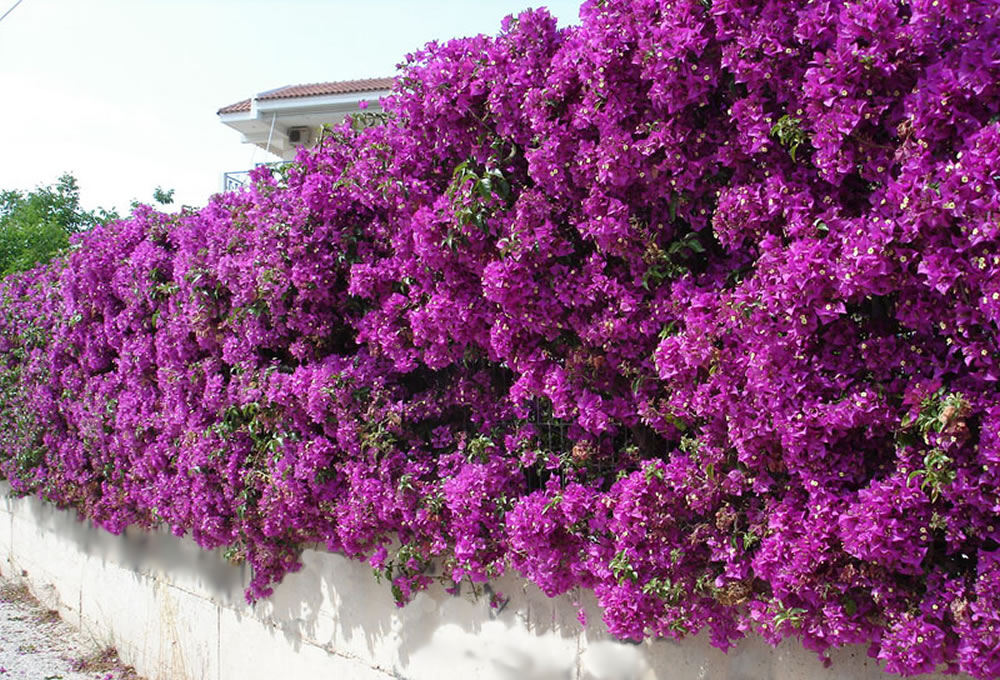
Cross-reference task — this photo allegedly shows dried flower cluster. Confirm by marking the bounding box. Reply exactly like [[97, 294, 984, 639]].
[[2, 0, 1000, 675]]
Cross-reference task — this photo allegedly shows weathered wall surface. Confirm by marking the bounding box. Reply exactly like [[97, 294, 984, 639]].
[[0, 484, 964, 680]]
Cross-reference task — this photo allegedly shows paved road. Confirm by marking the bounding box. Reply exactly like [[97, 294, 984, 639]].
[[0, 578, 140, 680]]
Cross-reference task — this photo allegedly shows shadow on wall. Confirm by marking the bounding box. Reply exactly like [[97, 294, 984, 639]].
[[258, 546, 581, 680], [247, 545, 971, 680], [16, 491, 247, 608], [1, 486, 972, 680]]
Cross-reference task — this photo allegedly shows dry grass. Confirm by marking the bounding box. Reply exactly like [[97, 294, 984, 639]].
[[0, 582, 62, 626], [71, 646, 142, 679], [34, 608, 61, 625], [0, 580, 34, 605]]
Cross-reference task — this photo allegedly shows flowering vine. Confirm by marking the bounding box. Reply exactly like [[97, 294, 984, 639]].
[[2, 1, 1000, 675]]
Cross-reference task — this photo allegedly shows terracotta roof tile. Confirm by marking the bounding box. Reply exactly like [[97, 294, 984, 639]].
[[217, 77, 394, 115], [217, 98, 251, 114], [258, 78, 394, 100]]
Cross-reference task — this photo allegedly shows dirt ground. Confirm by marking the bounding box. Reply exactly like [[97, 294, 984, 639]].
[[0, 573, 142, 680]]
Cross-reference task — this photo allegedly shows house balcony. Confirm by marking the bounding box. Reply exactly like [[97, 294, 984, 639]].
[[221, 162, 290, 192], [222, 170, 252, 192], [217, 78, 393, 161]]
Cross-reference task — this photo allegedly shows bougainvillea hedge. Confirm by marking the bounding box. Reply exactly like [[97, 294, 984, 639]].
[[2, 0, 1000, 675]]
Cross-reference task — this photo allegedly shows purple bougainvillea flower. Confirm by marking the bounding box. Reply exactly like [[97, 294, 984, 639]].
[[2, 0, 1000, 676]]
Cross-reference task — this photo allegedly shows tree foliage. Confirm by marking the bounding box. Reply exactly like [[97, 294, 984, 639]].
[[0, 174, 111, 276]]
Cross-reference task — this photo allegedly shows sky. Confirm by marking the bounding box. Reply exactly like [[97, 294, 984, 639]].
[[0, 0, 582, 216]]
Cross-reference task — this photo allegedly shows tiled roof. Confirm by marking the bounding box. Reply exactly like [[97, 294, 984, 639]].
[[217, 78, 394, 115], [218, 98, 251, 114]]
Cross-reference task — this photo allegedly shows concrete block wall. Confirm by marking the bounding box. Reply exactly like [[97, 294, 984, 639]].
[[0, 484, 965, 680]]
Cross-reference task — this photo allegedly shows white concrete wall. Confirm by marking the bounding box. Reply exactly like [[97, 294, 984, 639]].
[[0, 484, 965, 680]]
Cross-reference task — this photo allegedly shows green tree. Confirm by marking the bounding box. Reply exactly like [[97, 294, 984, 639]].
[[152, 186, 174, 206], [130, 185, 176, 211], [0, 173, 112, 277]]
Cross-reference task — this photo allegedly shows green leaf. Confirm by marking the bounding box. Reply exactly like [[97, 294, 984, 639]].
[[610, 550, 639, 585], [684, 234, 706, 253], [770, 115, 808, 162]]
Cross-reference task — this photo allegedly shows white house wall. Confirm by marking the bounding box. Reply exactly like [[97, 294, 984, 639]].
[[219, 90, 390, 160]]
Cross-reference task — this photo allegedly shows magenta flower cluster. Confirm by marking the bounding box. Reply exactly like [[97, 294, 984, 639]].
[[2, 0, 1000, 675]]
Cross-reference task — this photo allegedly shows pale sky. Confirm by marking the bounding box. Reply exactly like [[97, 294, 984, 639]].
[[0, 0, 581, 215]]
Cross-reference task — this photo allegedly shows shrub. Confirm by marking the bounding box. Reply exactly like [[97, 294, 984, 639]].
[[2, 1, 1000, 675]]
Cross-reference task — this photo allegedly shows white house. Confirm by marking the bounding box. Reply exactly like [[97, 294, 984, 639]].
[[217, 77, 393, 189]]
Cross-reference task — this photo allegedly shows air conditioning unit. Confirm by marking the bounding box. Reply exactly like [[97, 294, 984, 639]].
[[287, 126, 312, 146]]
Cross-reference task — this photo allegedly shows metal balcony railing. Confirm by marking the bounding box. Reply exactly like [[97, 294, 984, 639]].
[[221, 162, 291, 192], [222, 170, 251, 191]]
